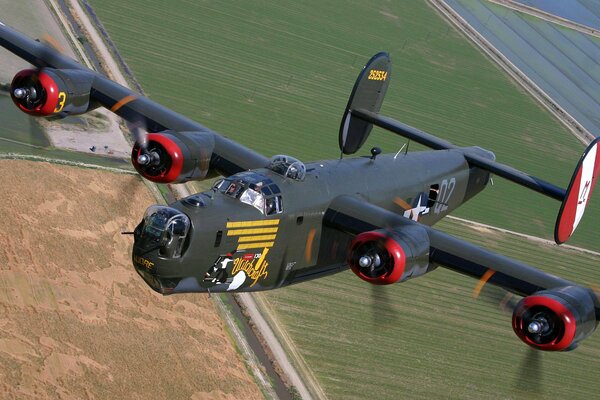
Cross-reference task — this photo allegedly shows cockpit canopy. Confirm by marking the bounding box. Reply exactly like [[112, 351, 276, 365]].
[[213, 171, 283, 215], [141, 205, 190, 258], [268, 155, 306, 181]]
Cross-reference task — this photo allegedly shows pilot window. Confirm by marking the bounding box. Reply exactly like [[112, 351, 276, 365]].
[[239, 187, 265, 214], [266, 196, 283, 215], [213, 173, 284, 215]]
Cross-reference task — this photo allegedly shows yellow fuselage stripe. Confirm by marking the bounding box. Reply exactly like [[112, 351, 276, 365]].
[[238, 235, 277, 243], [228, 227, 278, 236], [226, 220, 280, 228], [237, 242, 275, 250]]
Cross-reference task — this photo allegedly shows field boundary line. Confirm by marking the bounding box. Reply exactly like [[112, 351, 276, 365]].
[[0, 153, 135, 174], [0, 136, 45, 149], [488, 0, 600, 39], [428, 0, 594, 145], [447, 215, 600, 256]]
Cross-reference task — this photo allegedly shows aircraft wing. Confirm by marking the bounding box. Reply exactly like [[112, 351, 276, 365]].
[[324, 194, 600, 351], [324, 194, 575, 296], [0, 22, 269, 178]]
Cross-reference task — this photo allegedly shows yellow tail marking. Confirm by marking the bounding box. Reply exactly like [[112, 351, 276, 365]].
[[237, 242, 275, 250], [472, 269, 496, 299], [226, 220, 280, 228], [228, 227, 278, 236], [110, 95, 137, 112], [238, 235, 277, 243]]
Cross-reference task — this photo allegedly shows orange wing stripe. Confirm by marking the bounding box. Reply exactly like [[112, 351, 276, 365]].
[[472, 269, 496, 299], [110, 95, 137, 112]]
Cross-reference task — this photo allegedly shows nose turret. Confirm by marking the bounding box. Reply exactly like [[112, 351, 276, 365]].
[[132, 205, 192, 293]]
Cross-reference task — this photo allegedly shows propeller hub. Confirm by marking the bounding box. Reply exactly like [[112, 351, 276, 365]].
[[13, 88, 27, 98], [137, 151, 161, 166], [137, 153, 150, 165], [528, 321, 542, 334], [13, 87, 38, 100], [527, 315, 549, 335], [359, 256, 372, 268]]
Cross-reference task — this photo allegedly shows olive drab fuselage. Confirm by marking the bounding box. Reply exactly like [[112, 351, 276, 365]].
[[132, 147, 493, 294]]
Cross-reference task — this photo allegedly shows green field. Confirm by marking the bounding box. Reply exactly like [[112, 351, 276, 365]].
[[85, 0, 600, 398]]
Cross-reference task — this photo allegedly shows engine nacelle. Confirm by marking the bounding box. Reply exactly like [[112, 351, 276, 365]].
[[10, 68, 97, 117], [347, 225, 432, 285], [131, 131, 215, 184], [512, 286, 598, 351]]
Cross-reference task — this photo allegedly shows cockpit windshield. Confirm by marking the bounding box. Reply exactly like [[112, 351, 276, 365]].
[[141, 205, 191, 258], [213, 172, 283, 215], [239, 187, 264, 212], [268, 155, 306, 181]]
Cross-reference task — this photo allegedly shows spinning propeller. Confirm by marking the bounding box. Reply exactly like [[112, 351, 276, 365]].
[[474, 284, 543, 392], [128, 119, 160, 166], [354, 241, 390, 279]]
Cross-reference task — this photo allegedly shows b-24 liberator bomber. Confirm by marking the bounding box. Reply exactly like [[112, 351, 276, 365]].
[[1, 21, 599, 352]]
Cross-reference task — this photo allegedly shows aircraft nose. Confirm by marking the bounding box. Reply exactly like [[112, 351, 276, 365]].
[[132, 251, 163, 293]]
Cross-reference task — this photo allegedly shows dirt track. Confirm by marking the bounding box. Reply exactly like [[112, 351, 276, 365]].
[[0, 159, 262, 400]]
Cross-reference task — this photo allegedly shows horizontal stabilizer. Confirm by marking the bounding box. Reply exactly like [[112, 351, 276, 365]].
[[352, 108, 565, 200], [351, 108, 455, 150], [352, 109, 600, 244]]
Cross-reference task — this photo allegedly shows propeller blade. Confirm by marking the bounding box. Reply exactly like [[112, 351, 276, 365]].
[[369, 285, 399, 329], [472, 284, 543, 392], [127, 118, 148, 151], [514, 348, 542, 394]]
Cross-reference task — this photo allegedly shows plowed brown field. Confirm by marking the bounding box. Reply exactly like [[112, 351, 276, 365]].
[[0, 159, 262, 400]]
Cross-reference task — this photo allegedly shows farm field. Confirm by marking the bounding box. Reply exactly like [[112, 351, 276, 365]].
[[515, 0, 600, 30], [87, 0, 599, 251], [447, 0, 600, 139], [261, 217, 600, 399]]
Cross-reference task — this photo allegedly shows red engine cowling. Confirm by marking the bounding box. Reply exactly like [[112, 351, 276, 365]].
[[10, 68, 97, 117], [512, 286, 598, 351], [131, 131, 215, 184], [347, 225, 431, 285]]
